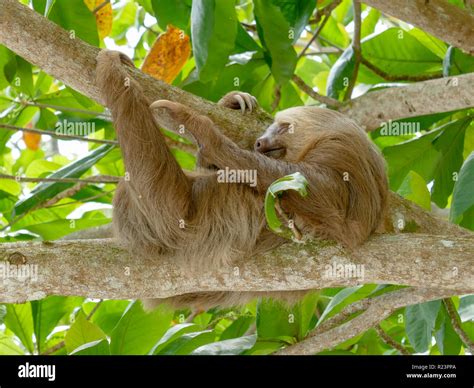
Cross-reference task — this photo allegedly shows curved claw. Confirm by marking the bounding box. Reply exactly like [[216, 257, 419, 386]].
[[234, 94, 246, 113]]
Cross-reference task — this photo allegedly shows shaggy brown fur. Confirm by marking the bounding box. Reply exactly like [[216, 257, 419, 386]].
[[95, 50, 389, 309]]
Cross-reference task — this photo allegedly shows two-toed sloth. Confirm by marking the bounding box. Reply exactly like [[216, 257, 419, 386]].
[[96, 50, 388, 309]]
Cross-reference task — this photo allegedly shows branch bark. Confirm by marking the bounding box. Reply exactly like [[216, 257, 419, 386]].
[[0, 232, 473, 303], [358, 0, 474, 55]]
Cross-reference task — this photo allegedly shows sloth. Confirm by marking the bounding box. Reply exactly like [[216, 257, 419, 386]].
[[95, 50, 388, 309]]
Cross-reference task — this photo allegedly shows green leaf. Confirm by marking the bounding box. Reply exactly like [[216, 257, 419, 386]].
[[48, 0, 99, 46], [256, 299, 300, 341], [110, 301, 173, 355], [111, 2, 138, 43], [254, 0, 297, 84], [318, 285, 377, 324], [14, 56, 34, 96], [431, 117, 471, 207], [0, 333, 25, 355], [270, 0, 316, 43], [220, 316, 254, 340], [459, 295, 474, 322], [4, 303, 35, 353], [450, 151, 474, 223], [408, 28, 447, 59], [362, 28, 442, 76], [361, 8, 380, 39], [264, 172, 308, 239], [397, 171, 431, 210], [13, 144, 114, 218], [151, 0, 191, 30], [319, 15, 350, 49], [83, 300, 130, 335], [70, 339, 110, 355], [326, 46, 355, 100], [65, 311, 106, 354], [150, 323, 199, 354], [31, 296, 83, 354], [434, 304, 462, 355], [443, 46, 474, 76], [191, 0, 238, 82], [192, 334, 257, 355], [156, 330, 215, 355], [406, 300, 441, 353]]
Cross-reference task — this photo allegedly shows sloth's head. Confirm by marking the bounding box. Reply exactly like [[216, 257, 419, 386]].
[[255, 106, 367, 163]]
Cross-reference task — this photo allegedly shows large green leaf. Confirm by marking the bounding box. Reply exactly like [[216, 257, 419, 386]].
[[155, 330, 215, 355], [109, 301, 173, 355], [191, 0, 238, 82], [83, 300, 130, 336], [450, 151, 474, 223], [362, 28, 442, 76], [264, 172, 308, 239], [220, 316, 254, 340], [0, 333, 25, 355], [191, 334, 257, 355], [65, 311, 106, 354], [431, 117, 471, 207], [4, 303, 35, 354], [443, 46, 474, 76], [397, 170, 431, 210], [70, 339, 110, 355], [31, 296, 83, 354], [326, 46, 355, 100], [151, 0, 191, 30], [254, 0, 297, 84], [270, 0, 316, 43], [150, 323, 199, 354], [406, 300, 441, 353], [434, 304, 462, 355], [48, 0, 99, 46], [13, 144, 114, 218]]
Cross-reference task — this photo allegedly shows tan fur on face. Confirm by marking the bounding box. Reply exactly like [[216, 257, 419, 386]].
[[96, 50, 389, 310]]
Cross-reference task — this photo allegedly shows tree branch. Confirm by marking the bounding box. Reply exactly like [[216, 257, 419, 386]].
[[358, 0, 474, 55], [276, 287, 456, 355], [340, 73, 474, 131], [0, 232, 472, 304]]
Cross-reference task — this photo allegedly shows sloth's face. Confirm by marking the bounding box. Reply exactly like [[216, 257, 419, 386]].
[[254, 122, 290, 160]]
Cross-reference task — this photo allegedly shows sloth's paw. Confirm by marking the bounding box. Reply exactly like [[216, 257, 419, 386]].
[[218, 91, 258, 113]]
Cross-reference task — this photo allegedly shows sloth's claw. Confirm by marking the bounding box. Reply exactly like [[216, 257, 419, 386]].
[[234, 94, 246, 113]]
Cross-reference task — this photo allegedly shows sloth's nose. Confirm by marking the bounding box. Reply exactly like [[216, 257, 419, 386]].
[[254, 137, 269, 153]]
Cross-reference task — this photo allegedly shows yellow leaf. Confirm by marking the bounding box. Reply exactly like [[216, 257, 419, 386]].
[[84, 0, 113, 39], [141, 25, 191, 84], [23, 132, 41, 151]]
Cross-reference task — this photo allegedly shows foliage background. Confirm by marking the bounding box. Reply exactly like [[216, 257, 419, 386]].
[[0, 0, 473, 355]]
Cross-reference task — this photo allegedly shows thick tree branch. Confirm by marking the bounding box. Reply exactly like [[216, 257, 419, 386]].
[[276, 287, 457, 355], [340, 73, 474, 131], [358, 0, 474, 55], [0, 232, 472, 304]]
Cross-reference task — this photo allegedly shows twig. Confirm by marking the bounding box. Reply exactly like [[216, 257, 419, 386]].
[[298, 0, 342, 60], [443, 298, 474, 353], [92, 0, 110, 14], [360, 56, 442, 82], [86, 299, 104, 320], [270, 86, 282, 112], [0, 124, 118, 145], [343, 1, 361, 101], [0, 174, 120, 184], [18, 101, 110, 119], [292, 74, 342, 108], [375, 324, 411, 355]]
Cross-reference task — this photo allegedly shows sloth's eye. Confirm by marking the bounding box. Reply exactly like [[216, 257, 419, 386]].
[[278, 122, 291, 134]]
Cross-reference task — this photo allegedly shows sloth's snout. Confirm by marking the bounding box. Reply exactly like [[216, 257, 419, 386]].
[[254, 136, 270, 153]]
